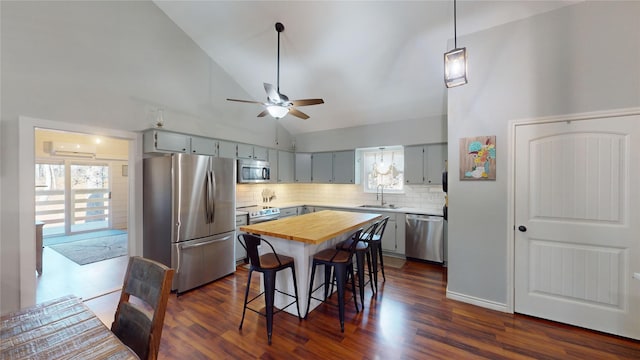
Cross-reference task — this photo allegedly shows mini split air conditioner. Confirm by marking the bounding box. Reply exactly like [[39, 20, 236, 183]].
[[48, 142, 96, 158]]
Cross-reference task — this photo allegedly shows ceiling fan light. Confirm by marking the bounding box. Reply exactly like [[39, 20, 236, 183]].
[[444, 47, 468, 88], [267, 105, 289, 119]]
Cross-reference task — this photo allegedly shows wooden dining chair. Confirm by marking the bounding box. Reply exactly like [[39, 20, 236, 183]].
[[111, 256, 174, 360]]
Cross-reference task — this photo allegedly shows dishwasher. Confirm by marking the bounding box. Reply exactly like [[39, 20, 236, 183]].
[[405, 214, 444, 263]]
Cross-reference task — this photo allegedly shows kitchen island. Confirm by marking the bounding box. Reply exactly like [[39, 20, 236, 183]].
[[240, 210, 381, 315]]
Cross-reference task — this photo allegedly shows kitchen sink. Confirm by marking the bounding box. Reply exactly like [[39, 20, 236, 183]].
[[358, 204, 397, 209]]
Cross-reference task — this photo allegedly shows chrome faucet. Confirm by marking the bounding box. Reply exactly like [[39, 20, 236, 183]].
[[376, 184, 386, 206]]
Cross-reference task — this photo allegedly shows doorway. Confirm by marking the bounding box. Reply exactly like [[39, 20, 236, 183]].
[[513, 112, 640, 340], [34, 128, 130, 303]]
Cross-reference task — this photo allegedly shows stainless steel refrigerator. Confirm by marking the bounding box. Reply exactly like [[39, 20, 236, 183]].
[[143, 154, 236, 294]]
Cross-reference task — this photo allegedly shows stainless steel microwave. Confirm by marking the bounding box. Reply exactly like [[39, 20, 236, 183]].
[[237, 159, 270, 183]]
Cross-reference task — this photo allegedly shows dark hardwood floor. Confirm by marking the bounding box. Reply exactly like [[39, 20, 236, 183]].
[[86, 258, 640, 359]]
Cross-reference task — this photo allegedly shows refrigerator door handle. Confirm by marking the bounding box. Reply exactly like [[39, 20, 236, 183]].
[[180, 235, 231, 250], [210, 170, 217, 223], [205, 171, 212, 224]]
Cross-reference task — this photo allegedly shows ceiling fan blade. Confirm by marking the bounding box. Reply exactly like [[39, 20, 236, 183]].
[[263, 83, 280, 102], [288, 108, 310, 120], [291, 98, 325, 107], [227, 98, 262, 104], [257, 110, 269, 117]]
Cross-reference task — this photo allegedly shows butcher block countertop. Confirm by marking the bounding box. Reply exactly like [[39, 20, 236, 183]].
[[240, 210, 381, 245]]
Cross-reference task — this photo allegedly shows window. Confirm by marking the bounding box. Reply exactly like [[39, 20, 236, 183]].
[[35, 162, 66, 236], [35, 161, 111, 235], [358, 146, 404, 193]]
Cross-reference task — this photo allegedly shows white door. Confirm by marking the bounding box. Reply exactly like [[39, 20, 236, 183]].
[[515, 114, 640, 340]]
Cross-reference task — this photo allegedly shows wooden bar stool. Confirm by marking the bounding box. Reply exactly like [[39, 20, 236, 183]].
[[306, 229, 363, 332], [336, 221, 378, 305], [363, 216, 389, 292], [237, 234, 301, 345]]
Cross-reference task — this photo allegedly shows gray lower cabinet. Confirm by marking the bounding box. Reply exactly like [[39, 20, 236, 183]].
[[235, 214, 248, 263], [279, 207, 298, 218], [300, 206, 312, 214], [365, 212, 401, 256]]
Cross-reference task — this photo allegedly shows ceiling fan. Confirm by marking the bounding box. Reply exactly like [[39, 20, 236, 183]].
[[227, 22, 324, 120]]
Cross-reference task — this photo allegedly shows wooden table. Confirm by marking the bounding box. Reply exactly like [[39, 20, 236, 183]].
[[1, 295, 139, 359], [240, 210, 381, 315]]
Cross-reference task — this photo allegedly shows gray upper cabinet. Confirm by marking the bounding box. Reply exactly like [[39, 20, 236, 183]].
[[310, 150, 355, 184], [332, 150, 355, 184], [404, 143, 447, 185], [295, 153, 312, 183], [425, 143, 447, 184], [277, 150, 294, 183], [144, 130, 190, 153], [190, 136, 217, 156], [253, 146, 268, 161], [404, 145, 425, 184], [312, 152, 333, 183], [236, 143, 268, 160], [143, 129, 191, 153], [236, 143, 253, 159], [268, 148, 278, 183], [217, 140, 236, 159]]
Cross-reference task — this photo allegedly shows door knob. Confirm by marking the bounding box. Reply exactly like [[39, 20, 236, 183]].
[[518, 225, 527, 232]]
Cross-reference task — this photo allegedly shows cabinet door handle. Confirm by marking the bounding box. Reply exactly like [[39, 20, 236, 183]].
[[518, 225, 527, 232]]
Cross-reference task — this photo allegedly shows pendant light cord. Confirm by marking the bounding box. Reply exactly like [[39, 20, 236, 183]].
[[277, 27, 281, 93], [454, 0, 457, 48]]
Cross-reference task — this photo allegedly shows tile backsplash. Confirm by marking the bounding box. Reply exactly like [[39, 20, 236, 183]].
[[236, 183, 445, 209]]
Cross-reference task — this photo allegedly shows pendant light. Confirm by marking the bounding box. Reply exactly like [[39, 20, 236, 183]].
[[444, 0, 468, 88]]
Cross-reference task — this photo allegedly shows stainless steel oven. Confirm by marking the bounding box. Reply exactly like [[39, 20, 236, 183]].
[[236, 205, 281, 225]]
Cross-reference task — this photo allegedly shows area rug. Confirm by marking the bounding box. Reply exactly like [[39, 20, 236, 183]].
[[48, 234, 127, 265], [44, 229, 127, 246]]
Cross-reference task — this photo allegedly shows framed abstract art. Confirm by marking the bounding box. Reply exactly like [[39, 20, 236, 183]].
[[459, 136, 496, 180]]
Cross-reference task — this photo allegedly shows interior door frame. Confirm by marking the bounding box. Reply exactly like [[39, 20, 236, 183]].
[[18, 116, 142, 308], [507, 107, 640, 314]]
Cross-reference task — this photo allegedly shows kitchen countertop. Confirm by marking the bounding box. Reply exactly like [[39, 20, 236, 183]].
[[236, 210, 248, 216], [256, 201, 444, 217], [239, 210, 381, 244]]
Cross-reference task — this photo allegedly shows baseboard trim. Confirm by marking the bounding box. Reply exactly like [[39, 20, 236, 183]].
[[446, 288, 510, 313]]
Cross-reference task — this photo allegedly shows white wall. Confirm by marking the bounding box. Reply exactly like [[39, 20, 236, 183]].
[[0, 0, 293, 313], [294, 115, 447, 152], [447, 2, 640, 307]]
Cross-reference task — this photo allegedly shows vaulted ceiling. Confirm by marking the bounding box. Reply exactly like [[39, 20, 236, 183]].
[[155, 1, 578, 135]]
